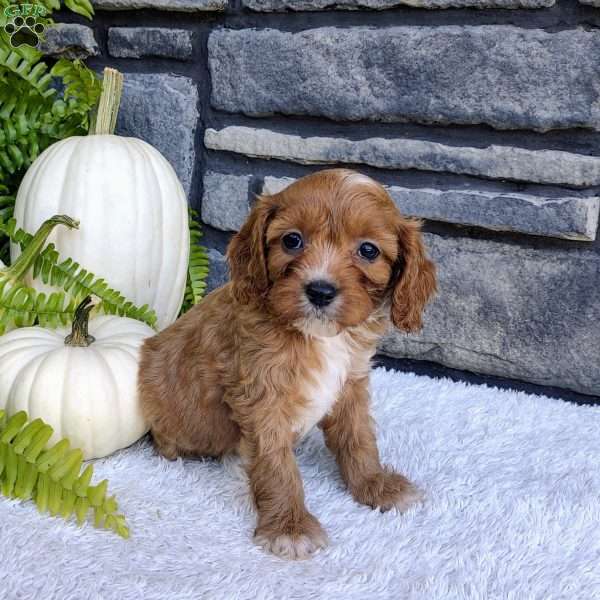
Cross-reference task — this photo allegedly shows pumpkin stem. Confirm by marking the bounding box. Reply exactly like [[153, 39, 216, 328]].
[[3, 215, 79, 283], [90, 68, 124, 136], [65, 296, 96, 347]]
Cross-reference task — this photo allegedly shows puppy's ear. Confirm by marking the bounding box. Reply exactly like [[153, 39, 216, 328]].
[[226, 195, 277, 304], [390, 218, 437, 332]]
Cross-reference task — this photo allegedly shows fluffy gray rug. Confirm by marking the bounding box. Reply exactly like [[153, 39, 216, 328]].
[[1, 368, 599, 600]]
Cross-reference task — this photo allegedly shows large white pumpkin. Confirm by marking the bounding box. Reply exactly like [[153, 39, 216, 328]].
[[0, 310, 153, 459], [11, 69, 190, 331], [11, 132, 189, 331]]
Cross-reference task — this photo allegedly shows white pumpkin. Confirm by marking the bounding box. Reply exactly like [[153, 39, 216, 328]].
[[11, 68, 189, 331], [0, 301, 154, 459]]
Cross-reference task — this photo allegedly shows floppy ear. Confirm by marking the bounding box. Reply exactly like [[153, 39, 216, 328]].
[[226, 195, 277, 305], [390, 218, 437, 332]]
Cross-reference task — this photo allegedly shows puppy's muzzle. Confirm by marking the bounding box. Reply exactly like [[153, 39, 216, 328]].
[[305, 280, 338, 308]]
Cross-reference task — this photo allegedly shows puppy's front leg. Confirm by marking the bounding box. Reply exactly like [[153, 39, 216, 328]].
[[320, 376, 423, 512], [241, 423, 328, 560]]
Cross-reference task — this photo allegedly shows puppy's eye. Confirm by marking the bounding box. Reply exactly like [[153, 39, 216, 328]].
[[282, 232, 304, 252], [358, 242, 380, 261]]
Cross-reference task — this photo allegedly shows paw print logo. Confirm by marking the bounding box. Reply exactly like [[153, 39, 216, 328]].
[[4, 15, 45, 49]]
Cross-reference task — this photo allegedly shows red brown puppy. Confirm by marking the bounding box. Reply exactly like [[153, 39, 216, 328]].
[[138, 168, 437, 560]]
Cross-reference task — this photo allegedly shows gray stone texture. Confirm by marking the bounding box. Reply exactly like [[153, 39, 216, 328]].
[[94, 0, 227, 9], [578, 0, 600, 5], [262, 176, 296, 196], [380, 234, 600, 396], [209, 26, 600, 131], [116, 73, 198, 197], [244, 0, 554, 8], [108, 28, 193, 60], [205, 126, 600, 188], [205, 248, 229, 293], [40, 24, 99, 59], [202, 172, 252, 231], [262, 177, 599, 241]]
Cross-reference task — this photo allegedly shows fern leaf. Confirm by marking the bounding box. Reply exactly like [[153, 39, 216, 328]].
[[0, 194, 13, 221], [181, 208, 210, 314], [0, 410, 130, 538], [0, 7, 99, 190], [50, 58, 102, 129], [0, 47, 55, 98], [0, 216, 158, 328], [0, 279, 75, 334], [63, 0, 94, 20], [0, 214, 79, 332], [32, 247, 157, 327]]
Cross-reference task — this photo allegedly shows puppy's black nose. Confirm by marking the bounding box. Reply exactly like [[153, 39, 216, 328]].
[[305, 280, 338, 307]]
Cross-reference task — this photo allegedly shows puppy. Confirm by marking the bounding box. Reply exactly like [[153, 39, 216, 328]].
[[138, 168, 436, 560]]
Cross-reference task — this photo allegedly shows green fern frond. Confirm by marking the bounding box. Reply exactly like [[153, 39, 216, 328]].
[[0, 410, 129, 538], [32, 247, 158, 327], [0, 82, 47, 123], [50, 59, 102, 132], [0, 47, 55, 98], [0, 3, 98, 189], [0, 280, 76, 333], [0, 86, 50, 175], [1, 216, 157, 328], [181, 208, 209, 314], [63, 0, 94, 20], [0, 194, 13, 220], [0, 214, 80, 333], [52, 59, 102, 106]]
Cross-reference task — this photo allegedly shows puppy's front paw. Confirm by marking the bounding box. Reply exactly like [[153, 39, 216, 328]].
[[254, 513, 328, 560], [352, 469, 424, 513]]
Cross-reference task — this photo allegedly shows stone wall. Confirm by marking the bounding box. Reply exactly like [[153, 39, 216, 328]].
[[52, 0, 600, 396]]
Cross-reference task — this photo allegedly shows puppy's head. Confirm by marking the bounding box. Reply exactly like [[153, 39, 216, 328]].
[[227, 169, 436, 336]]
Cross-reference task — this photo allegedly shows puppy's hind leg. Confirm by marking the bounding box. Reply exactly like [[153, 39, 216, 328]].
[[148, 388, 241, 461], [150, 429, 180, 461]]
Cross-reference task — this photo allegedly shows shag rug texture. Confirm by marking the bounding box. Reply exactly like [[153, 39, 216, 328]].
[[1, 368, 599, 600]]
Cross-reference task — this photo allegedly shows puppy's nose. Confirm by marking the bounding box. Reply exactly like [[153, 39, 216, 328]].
[[305, 280, 338, 307]]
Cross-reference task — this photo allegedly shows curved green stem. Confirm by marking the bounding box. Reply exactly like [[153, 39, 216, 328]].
[[64, 296, 95, 347], [90, 68, 123, 136], [1, 215, 79, 283]]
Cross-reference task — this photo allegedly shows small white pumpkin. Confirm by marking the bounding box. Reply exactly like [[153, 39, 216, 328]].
[[0, 298, 153, 459], [11, 68, 189, 330]]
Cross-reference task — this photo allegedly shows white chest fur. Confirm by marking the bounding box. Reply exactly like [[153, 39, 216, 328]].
[[294, 333, 353, 439]]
